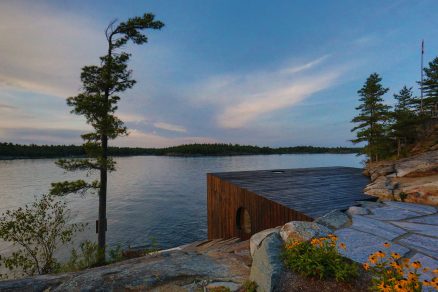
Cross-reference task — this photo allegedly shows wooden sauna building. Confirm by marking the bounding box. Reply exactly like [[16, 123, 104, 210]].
[[207, 167, 372, 240]]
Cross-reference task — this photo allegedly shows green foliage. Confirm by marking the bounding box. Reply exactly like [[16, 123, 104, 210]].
[[0, 194, 84, 278], [208, 287, 231, 292], [242, 280, 258, 292], [60, 240, 102, 272], [52, 13, 164, 262], [399, 192, 408, 202], [283, 237, 358, 282], [351, 73, 392, 162], [421, 56, 438, 115], [108, 244, 125, 263], [391, 86, 422, 157]]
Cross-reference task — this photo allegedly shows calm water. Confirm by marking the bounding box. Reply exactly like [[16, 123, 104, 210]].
[[0, 154, 364, 254]]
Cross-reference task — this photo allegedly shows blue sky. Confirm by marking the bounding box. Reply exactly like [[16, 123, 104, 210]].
[[0, 0, 437, 147]]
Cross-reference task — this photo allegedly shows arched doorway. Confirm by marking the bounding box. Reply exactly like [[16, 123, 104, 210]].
[[236, 207, 251, 234]]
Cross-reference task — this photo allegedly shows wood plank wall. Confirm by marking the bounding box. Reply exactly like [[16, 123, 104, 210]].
[[207, 173, 313, 240]]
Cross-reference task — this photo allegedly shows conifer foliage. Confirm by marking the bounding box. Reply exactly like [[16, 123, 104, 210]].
[[421, 57, 438, 115], [351, 73, 391, 162], [50, 14, 164, 262]]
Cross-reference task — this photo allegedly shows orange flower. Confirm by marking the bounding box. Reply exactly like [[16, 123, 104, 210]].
[[383, 242, 391, 248], [328, 234, 338, 241], [363, 263, 369, 270], [390, 252, 401, 260], [411, 261, 421, 269], [369, 256, 378, 264], [390, 262, 401, 269], [375, 250, 386, 258], [407, 272, 418, 282], [310, 238, 320, 246], [393, 283, 405, 292], [339, 242, 346, 250], [433, 268, 438, 274]]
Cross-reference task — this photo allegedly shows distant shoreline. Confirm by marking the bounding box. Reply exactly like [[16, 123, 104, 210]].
[[0, 142, 362, 160]]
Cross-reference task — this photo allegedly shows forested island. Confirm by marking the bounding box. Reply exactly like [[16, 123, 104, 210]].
[[0, 142, 361, 159]]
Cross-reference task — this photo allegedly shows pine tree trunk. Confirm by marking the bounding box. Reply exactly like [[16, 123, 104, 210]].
[[98, 133, 108, 263], [97, 38, 113, 263]]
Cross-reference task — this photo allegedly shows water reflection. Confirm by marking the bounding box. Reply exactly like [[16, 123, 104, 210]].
[[0, 154, 363, 252]]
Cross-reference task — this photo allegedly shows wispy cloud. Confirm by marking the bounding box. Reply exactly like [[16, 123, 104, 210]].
[[0, 1, 104, 98], [0, 103, 17, 110], [189, 56, 345, 128], [153, 122, 187, 133], [218, 72, 342, 128]]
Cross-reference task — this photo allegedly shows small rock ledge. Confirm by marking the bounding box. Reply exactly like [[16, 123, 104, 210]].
[[364, 150, 438, 205]]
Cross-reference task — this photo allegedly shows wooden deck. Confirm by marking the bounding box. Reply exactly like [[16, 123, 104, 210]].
[[207, 167, 373, 240]]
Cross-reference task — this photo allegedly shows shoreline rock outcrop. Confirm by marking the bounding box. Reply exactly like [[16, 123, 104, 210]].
[[364, 150, 438, 205]]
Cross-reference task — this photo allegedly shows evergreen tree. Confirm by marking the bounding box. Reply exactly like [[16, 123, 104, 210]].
[[351, 73, 391, 162], [391, 86, 418, 157], [50, 14, 164, 262], [421, 56, 438, 116]]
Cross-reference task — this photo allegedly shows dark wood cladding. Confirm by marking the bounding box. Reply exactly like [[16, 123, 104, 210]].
[[207, 167, 372, 240], [207, 173, 312, 240]]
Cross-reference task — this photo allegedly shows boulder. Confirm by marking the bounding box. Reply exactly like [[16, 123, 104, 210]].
[[346, 206, 369, 216], [314, 210, 350, 230], [279, 221, 332, 243], [250, 227, 280, 256], [249, 233, 284, 292]]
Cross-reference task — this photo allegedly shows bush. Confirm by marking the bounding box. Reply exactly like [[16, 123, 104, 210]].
[[242, 280, 258, 292], [61, 240, 103, 272], [282, 235, 358, 282], [0, 193, 84, 278]]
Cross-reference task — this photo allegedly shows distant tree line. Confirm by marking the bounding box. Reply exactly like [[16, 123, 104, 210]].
[[0, 142, 361, 159], [351, 56, 438, 162]]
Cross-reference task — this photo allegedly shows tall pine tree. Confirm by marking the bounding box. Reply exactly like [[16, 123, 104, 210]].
[[391, 86, 418, 157], [421, 56, 438, 116], [351, 73, 391, 162], [50, 14, 164, 262]]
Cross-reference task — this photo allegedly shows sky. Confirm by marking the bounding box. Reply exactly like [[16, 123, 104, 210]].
[[0, 0, 437, 148]]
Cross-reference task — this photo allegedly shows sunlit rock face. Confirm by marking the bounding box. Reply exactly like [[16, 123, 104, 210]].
[[364, 150, 438, 206]]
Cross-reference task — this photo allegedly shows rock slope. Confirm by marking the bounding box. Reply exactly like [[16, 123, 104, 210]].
[[0, 238, 251, 291], [364, 150, 438, 205]]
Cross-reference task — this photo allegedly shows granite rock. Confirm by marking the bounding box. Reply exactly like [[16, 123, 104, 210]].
[[347, 206, 369, 216], [249, 233, 285, 292], [250, 227, 280, 256], [279, 221, 332, 243], [314, 209, 351, 230]]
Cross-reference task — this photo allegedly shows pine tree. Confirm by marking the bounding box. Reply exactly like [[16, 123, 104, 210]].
[[391, 86, 418, 157], [351, 73, 391, 162], [50, 14, 164, 263], [421, 56, 438, 116]]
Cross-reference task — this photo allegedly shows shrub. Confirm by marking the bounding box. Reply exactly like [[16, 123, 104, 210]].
[[242, 280, 258, 292], [363, 242, 438, 291], [399, 192, 408, 202], [61, 240, 103, 272], [0, 193, 84, 278], [282, 234, 358, 282]]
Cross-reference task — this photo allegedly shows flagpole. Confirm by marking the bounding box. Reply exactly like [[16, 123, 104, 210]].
[[420, 39, 424, 113]]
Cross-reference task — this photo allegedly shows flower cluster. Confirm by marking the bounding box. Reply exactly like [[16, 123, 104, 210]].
[[364, 242, 438, 291], [283, 234, 358, 282]]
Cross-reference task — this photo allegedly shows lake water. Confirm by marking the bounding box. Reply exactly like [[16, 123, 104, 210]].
[[0, 154, 364, 254]]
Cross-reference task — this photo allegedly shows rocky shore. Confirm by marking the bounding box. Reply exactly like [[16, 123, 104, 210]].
[[364, 150, 438, 206]]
